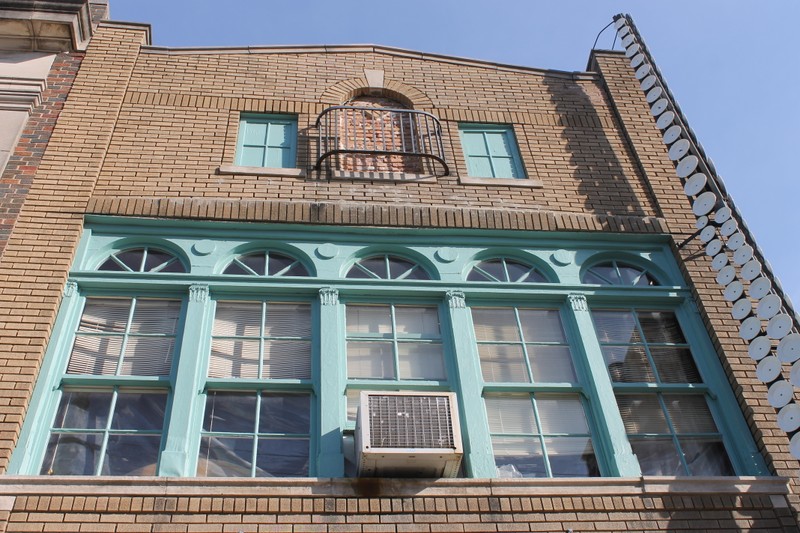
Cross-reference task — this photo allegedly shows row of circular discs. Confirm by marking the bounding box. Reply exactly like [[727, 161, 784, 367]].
[[615, 16, 800, 458]]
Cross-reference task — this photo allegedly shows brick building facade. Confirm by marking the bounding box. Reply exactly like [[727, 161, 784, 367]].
[[0, 2, 798, 531]]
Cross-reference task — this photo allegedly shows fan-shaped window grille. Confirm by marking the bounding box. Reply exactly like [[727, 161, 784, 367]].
[[346, 254, 431, 280], [98, 247, 185, 273], [582, 261, 659, 287], [468, 258, 547, 283], [223, 251, 310, 277]]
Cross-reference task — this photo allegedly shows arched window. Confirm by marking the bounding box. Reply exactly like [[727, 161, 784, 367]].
[[582, 261, 659, 287], [98, 247, 185, 273], [468, 257, 547, 283], [222, 251, 310, 277], [346, 254, 431, 280]]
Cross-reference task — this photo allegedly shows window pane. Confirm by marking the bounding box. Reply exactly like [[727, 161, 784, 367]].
[[68, 336, 122, 375], [243, 122, 267, 144], [537, 395, 588, 434], [260, 393, 310, 434], [544, 437, 599, 477], [518, 309, 565, 343], [240, 146, 265, 167], [471, 308, 519, 342], [347, 305, 392, 336], [681, 438, 734, 476], [485, 395, 536, 434], [468, 155, 493, 177], [121, 337, 174, 376], [112, 393, 167, 431], [347, 341, 395, 379], [638, 311, 686, 344], [492, 437, 545, 478], [478, 344, 529, 383], [103, 434, 161, 476], [143, 250, 181, 273], [53, 391, 112, 429], [266, 146, 289, 168], [397, 342, 446, 380], [264, 303, 311, 337], [602, 345, 655, 383], [239, 253, 266, 275], [79, 299, 130, 333], [616, 395, 670, 434], [208, 339, 259, 379], [586, 265, 619, 285], [491, 157, 518, 179], [461, 131, 488, 156], [485, 131, 512, 156], [394, 306, 440, 337], [198, 436, 254, 477], [263, 340, 311, 379], [651, 347, 701, 384], [387, 257, 418, 279], [528, 346, 576, 383], [630, 438, 683, 475], [214, 302, 261, 337], [256, 438, 309, 476], [203, 392, 257, 433], [617, 265, 648, 286], [663, 395, 718, 434], [359, 257, 387, 279], [266, 122, 291, 148], [115, 249, 144, 271], [473, 260, 505, 282], [41, 433, 102, 475], [505, 261, 542, 283], [591, 310, 642, 344]]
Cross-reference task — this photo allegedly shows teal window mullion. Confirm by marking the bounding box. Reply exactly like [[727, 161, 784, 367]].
[[316, 288, 345, 477], [529, 396, 552, 478], [93, 388, 118, 475], [513, 308, 535, 383]]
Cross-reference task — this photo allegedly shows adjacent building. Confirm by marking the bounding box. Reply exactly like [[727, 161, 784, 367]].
[[0, 1, 798, 531]]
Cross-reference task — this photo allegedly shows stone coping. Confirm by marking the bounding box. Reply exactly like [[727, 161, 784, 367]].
[[0, 476, 789, 498]]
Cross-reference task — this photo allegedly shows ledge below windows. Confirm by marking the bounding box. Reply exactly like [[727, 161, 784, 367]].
[[218, 164, 306, 178], [459, 175, 543, 188]]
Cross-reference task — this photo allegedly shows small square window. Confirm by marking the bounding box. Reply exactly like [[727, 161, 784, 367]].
[[236, 114, 298, 169], [459, 124, 525, 179]]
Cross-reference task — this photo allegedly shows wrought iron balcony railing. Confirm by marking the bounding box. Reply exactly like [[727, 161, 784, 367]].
[[315, 106, 449, 176]]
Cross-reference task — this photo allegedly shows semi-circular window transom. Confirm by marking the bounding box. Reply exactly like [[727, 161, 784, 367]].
[[346, 254, 431, 280], [223, 251, 310, 277], [468, 257, 547, 283], [582, 261, 659, 287], [98, 247, 186, 273]]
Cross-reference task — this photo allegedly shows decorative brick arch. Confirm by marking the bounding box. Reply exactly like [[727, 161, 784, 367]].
[[319, 77, 434, 109]]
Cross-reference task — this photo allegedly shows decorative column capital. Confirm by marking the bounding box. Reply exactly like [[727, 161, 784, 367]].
[[63, 281, 78, 298], [319, 287, 339, 306], [446, 290, 466, 309], [189, 284, 209, 303], [568, 293, 588, 312]]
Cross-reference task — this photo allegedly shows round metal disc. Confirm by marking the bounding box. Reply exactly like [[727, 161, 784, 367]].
[[618, 25, 631, 38], [656, 110, 675, 129], [733, 244, 754, 266], [615, 17, 627, 29], [732, 297, 753, 320], [747, 334, 770, 360], [790, 432, 800, 460], [692, 191, 717, 216], [715, 206, 732, 224], [668, 139, 690, 160], [640, 75, 657, 91], [695, 216, 709, 230], [676, 155, 699, 177], [768, 380, 794, 408], [700, 225, 717, 243], [739, 316, 762, 340], [630, 53, 645, 68], [663, 125, 682, 146], [646, 86, 663, 103], [720, 219, 737, 237], [621, 34, 635, 48], [757, 355, 782, 383], [767, 314, 793, 340], [635, 64, 650, 79], [726, 232, 745, 251], [715, 265, 736, 286], [778, 334, 800, 363], [650, 98, 669, 116], [711, 252, 729, 271], [625, 43, 641, 58], [741, 259, 762, 281], [777, 403, 800, 433], [749, 276, 772, 300], [723, 280, 744, 301], [792, 360, 800, 386], [758, 294, 782, 320], [705, 238, 723, 257]]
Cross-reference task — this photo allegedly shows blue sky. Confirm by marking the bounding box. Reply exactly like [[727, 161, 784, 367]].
[[110, 0, 800, 306]]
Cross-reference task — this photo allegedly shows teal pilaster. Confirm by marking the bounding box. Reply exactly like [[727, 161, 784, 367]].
[[567, 294, 640, 477], [444, 290, 496, 478], [317, 287, 345, 477], [159, 284, 211, 476]]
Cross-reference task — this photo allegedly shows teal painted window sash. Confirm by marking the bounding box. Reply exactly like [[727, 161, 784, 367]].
[[235, 114, 298, 168], [458, 124, 525, 179]]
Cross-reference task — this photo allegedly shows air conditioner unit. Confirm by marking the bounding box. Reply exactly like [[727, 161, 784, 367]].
[[355, 391, 463, 478]]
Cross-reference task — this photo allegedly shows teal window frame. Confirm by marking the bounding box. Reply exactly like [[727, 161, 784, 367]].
[[458, 123, 525, 179], [9, 217, 770, 479], [235, 113, 298, 169]]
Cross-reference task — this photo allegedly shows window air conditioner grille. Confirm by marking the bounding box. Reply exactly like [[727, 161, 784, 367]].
[[368, 394, 455, 448]]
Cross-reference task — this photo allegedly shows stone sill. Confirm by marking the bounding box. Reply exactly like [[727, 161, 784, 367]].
[[0, 476, 789, 498], [330, 170, 438, 182], [459, 176, 543, 188], [218, 164, 306, 178]]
